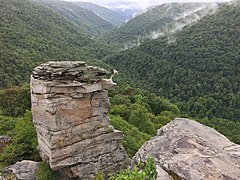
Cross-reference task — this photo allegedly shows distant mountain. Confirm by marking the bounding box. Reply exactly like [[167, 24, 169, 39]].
[[74, 2, 127, 26], [33, 0, 114, 35], [103, 2, 220, 48], [0, 0, 112, 88], [108, 7, 141, 21], [103, 1, 143, 19], [105, 3, 240, 121]]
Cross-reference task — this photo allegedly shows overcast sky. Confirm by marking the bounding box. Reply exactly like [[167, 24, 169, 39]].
[[63, 0, 231, 9]]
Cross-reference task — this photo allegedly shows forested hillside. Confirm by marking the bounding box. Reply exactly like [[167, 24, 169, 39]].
[[1, 1, 240, 179], [34, 0, 114, 35], [103, 2, 220, 48], [105, 3, 240, 121], [0, 0, 113, 88], [74, 2, 126, 26]]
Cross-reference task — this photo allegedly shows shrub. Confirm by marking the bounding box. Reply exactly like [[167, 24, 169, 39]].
[[0, 111, 40, 166], [37, 161, 60, 180], [110, 158, 157, 180]]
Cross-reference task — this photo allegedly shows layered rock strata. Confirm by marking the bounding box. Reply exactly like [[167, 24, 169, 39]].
[[133, 118, 240, 180], [31, 61, 129, 179]]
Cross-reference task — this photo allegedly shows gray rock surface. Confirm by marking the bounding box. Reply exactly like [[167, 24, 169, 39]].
[[0, 136, 11, 152], [31, 61, 129, 179], [133, 118, 240, 180], [0, 160, 38, 180]]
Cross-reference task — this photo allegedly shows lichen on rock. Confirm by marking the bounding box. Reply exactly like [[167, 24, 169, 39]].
[[31, 61, 129, 179], [133, 118, 240, 180]]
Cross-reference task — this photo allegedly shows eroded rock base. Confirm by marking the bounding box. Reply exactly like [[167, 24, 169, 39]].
[[31, 61, 129, 179]]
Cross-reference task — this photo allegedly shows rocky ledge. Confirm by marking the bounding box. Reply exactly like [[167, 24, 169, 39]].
[[0, 160, 39, 180], [31, 61, 129, 179], [133, 118, 240, 180]]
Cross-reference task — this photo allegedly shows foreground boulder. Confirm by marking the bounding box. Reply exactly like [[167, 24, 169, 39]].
[[31, 61, 129, 179], [133, 118, 240, 180], [0, 160, 38, 180]]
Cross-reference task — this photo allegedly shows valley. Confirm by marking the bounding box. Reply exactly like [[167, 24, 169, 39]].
[[0, 0, 239, 179]]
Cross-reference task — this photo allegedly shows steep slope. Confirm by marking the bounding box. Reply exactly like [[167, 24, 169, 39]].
[[103, 2, 220, 48], [74, 2, 126, 26], [0, 0, 112, 88], [33, 0, 114, 35], [105, 3, 240, 121]]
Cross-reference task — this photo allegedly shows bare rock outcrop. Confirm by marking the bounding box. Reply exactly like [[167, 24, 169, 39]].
[[0, 160, 39, 180], [0, 136, 11, 152], [31, 61, 129, 179], [133, 118, 240, 180]]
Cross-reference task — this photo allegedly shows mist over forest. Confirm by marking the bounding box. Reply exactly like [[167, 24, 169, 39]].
[[0, 0, 239, 179]]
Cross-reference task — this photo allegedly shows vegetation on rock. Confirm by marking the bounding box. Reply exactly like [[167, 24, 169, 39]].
[[109, 158, 157, 180], [37, 161, 60, 180]]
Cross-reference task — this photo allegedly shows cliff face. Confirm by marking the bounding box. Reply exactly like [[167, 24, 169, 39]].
[[31, 61, 129, 179], [133, 118, 240, 180]]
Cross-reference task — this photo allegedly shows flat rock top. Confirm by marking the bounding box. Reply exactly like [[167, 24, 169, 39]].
[[133, 118, 240, 180], [32, 61, 109, 82]]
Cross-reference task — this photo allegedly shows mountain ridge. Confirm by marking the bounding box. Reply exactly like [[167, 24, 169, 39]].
[[105, 3, 240, 121], [0, 0, 112, 88], [0, 1, 240, 179], [33, 0, 114, 35], [73, 2, 127, 26], [103, 2, 222, 49]]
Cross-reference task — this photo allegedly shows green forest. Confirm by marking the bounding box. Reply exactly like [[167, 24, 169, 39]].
[[74, 2, 127, 26], [0, 0, 115, 88], [0, 0, 240, 179], [33, 0, 114, 35], [103, 3, 209, 44], [105, 4, 240, 122], [102, 2, 219, 50]]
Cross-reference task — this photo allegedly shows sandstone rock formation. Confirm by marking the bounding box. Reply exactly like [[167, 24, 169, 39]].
[[0, 160, 39, 180], [31, 61, 129, 179], [133, 118, 240, 180]]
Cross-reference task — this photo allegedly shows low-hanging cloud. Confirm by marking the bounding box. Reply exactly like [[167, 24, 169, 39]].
[[120, 1, 222, 50], [149, 3, 220, 42]]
